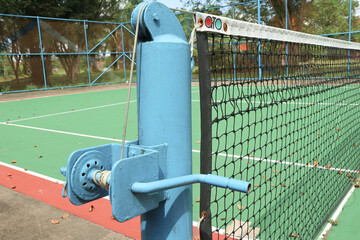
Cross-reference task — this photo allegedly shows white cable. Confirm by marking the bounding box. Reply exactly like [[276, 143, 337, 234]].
[[189, 22, 201, 58], [120, 4, 147, 160], [93, 170, 111, 190], [193, 214, 205, 240]]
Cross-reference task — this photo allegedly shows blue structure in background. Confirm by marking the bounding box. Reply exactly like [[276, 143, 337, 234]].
[[60, 3, 250, 239], [0, 13, 135, 93], [0, 0, 358, 94]]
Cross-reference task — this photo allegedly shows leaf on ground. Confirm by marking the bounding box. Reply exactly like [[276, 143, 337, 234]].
[[34, 145, 38, 148], [338, 171, 343, 175], [11, 186, 16, 189], [61, 214, 69, 219], [282, 184, 286, 187], [38, 156, 43, 158], [237, 204, 243, 210], [254, 184, 259, 187], [289, 233, 300, 238], [11, 160, 17, 164], [314, 159, 318, 168], [325, 164, 332, 169], [273, 170, 278, 174], [195, 197, 200, 202], [89, 205, 95, 212], [7, 174, 12, 177], [347, 173, 352, 178], [51, 219, 60, 224]]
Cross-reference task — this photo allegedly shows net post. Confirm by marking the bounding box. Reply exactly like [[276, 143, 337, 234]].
[[197, 31, 213, 240], [132, 2, 193, 239]]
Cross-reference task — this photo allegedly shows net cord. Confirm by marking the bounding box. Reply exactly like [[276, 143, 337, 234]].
[[120, 4, 147, 160], [194, 12, 360, 50]]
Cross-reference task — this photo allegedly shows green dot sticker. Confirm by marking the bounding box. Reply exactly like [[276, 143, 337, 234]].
[[215, 19, 222, 30]]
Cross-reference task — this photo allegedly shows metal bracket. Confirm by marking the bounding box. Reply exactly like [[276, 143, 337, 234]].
[[110, 144, 167, 222], [60, 141, 250, 223], [60, 142, 168, 218]]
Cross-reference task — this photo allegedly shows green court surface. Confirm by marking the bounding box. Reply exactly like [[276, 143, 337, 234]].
[[0, 84, 359, 239], [0, 86, 203, 222], [323, 187, 360, 239]]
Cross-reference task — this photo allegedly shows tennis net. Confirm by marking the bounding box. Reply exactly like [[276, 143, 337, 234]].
[[196, 13, 360, 239]]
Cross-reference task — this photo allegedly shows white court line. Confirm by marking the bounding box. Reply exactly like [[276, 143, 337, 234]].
[[6, 99, 200, 124], [318, 181, 359, 239], [1, 118, 356, 239], [192, 149, 359, 239], [0, 161, 110, 201], [0, 86, 136, 103], [2, 120, 356, 174], [191, 150, 359, 173], [0, 122, 126, 143], [192, 221, 258, 240], [0, 161, 65, 184], [0, 160, 242, 238], [8, 100, 136, 123]]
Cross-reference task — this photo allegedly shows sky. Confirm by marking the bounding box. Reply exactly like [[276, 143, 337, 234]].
[[150, 0, 186, 9]]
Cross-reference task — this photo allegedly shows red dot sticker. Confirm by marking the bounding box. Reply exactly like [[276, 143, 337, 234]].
[[205, 16, 212, 28]]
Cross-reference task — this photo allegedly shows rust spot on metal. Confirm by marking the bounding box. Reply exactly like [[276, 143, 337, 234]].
[[198, 17, 204, 27], [223, 23, 228, 32]]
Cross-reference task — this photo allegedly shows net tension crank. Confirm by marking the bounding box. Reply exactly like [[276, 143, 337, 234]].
[[60, 2, 250, 238], [60, 142, 250, 222]]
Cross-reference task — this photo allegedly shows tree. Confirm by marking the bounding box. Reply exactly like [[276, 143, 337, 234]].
[[0, 0, 122, 86], [268, 0, 314, 31], [303, 0, 359, 37]]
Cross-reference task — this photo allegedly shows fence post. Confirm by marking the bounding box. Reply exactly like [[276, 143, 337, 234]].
[[37, 17, 47, 89], [84, 20, 91, 86], [121, 25, 127, 82]]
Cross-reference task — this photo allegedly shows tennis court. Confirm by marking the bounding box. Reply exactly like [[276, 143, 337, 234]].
[[1, 3, 360, 239], [0, 84, 203, 236], [1, 79, 358, 239]]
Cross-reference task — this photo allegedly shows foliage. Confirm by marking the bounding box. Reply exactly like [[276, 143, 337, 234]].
[[303, 0, 360, 37], [0, 0, 126, 86], [183, 0, 359, 35]]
